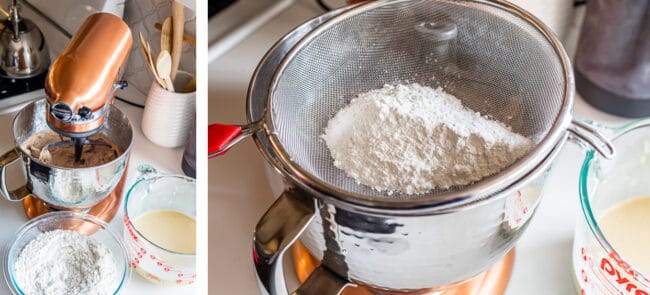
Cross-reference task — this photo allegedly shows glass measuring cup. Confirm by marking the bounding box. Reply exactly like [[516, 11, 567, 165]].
[[123, 165, 196, 285], [573, 119, 650, 294]]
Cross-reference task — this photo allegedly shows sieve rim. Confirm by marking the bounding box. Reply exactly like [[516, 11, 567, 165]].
[[263, 0, 574, 210]]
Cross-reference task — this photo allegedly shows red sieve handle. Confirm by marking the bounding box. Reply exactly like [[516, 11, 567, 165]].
[[208, 123, 242, 158]]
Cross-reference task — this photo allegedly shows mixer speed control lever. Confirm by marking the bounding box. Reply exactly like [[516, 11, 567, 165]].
[[50, 103, 73, 122]]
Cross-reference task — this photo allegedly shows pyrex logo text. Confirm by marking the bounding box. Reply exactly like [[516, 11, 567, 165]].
[[601, 257, 649, 295]]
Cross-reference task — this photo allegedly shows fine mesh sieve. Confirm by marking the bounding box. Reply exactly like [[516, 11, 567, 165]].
[[264, 0, 573, 207]]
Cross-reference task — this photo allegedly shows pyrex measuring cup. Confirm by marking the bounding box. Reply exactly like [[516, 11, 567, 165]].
[[123, 165, 196, 285], [573, 119, 650, 294]]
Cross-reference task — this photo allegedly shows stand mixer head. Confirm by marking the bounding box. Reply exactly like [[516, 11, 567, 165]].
[[44, 13, 132, 162]]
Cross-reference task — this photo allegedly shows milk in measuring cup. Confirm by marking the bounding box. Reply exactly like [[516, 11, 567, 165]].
[[598, 196, 650, 276], [573, 195, 650, 295]]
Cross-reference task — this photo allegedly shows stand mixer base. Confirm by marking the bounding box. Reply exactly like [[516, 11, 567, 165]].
[[291, 241, 515, 295]]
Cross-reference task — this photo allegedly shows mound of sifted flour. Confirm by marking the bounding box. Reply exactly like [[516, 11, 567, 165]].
[[322, 83, 532, 195], [13, 229, 119, 295]]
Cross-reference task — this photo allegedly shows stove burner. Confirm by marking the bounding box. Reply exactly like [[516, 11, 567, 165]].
[[0, 70, 47, 100]]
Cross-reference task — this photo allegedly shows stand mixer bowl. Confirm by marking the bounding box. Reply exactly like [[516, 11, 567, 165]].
[[0, 99, 133, 209]]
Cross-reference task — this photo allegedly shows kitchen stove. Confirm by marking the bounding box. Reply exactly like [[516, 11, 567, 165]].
[[0, 72, 49, 116], [0, 70, 46, 101], [0, 0, 67, 115], [208, 0, 293, 62], [209, 0, 237, 18]]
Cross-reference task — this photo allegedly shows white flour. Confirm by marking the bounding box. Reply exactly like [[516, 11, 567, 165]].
[[13, 229, 119, 295], [322, 83, 532, 195]]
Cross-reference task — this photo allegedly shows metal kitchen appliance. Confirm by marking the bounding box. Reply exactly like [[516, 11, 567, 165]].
[[0, 0, 49, 79], [574, 0, 650, 117], [44, 12, 131, 163], [208, 0, 617, 293], [0, 12, 133, 222], [0, 0, 50, 112]]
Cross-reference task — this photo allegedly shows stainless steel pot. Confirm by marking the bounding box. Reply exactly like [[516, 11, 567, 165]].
[[208, 1, 616, 293], [0, 99, 133, 209], [260, 138, 563, 292]]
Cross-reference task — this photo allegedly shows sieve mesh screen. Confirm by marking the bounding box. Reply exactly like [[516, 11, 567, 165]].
[[268, 0, 568, 204]]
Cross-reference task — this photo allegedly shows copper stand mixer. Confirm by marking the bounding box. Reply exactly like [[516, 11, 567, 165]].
[[0, 12, 134, 222], [44, 12, 131, 163]]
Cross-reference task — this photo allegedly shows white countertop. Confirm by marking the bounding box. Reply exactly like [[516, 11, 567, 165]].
[[0, 97, 195, 294], [208, 1, 636, 294]]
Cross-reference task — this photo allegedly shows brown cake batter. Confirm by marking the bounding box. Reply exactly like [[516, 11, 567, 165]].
[[22, 131, 121, 168]]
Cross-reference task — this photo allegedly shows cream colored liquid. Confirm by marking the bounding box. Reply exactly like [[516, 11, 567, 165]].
[[134, 210, 196, 254], [598, 196, 650, 276]]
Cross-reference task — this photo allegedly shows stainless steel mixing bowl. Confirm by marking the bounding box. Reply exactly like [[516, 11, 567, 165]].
[[0, 99, 133, 209]]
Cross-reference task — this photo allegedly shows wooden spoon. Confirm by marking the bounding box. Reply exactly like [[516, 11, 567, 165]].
[[154, 22, 195, 46], [139, 32, 165, 88], [171, 1, 184, 81], [156, 50, 175, 92], [160, 17, 172, 54]]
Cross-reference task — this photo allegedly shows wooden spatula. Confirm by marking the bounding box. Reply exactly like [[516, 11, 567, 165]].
[[156, 50, 175, 92], [171, 1, 184, 82], [160, 17, 172, 54], [139, 32, 165, 89]]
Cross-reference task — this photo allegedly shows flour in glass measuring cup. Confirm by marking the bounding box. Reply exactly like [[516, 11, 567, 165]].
[[322, 83, 532, 195]]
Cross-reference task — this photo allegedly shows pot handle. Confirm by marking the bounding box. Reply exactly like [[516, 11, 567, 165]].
[[208, 121, 262, 158], [253, 190, 351, 295], [568, 119, 615, 159], [0, 148, 30, 201]]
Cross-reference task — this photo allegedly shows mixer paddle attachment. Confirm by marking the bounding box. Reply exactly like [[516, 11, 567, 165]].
[[42, 137, 112, 163], [73, 137, 86, 163]]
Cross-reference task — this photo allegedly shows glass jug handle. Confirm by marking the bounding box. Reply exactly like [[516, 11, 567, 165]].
[[568, 118, 615, 159], [136, 164, 161, 180]]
